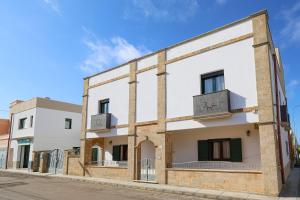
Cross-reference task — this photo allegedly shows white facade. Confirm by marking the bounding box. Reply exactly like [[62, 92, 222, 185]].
[[9, 98, 81, 169]]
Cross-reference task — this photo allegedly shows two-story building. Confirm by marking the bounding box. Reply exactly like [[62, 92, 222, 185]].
[[72, 10, 291, 196], [7, 97, 82, 171]]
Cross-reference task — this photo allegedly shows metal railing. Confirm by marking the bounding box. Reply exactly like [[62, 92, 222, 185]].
[[171, 161, 261, 170], [90, 160, 128, 168]]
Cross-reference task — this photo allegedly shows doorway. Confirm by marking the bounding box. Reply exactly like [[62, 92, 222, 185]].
[[139, 140, 155, 181], [19, 145, 30, 168]]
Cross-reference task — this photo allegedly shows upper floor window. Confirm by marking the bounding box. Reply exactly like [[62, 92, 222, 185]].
[[99, 99, 109, 114], [18, 118, 27, 129], [65, 118, 72, 129], [30, 116, 33, 127], [201, 70, 224, 94]]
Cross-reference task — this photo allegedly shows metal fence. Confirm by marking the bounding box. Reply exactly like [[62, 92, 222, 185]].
[[90, 160, 128, 168], [171, 161, 261, 170]]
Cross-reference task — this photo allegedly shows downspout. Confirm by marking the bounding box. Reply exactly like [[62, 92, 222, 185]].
[[5, 113, 13, 169], [272, 54, 285, 184]]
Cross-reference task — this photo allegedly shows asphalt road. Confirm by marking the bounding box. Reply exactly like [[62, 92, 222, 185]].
[[0, 172, 209, 200]]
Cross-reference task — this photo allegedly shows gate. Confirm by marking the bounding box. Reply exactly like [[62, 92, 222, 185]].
[[0, 150, 6, 169], [48, 149, 64, 174], [140, 158, 155, 181]]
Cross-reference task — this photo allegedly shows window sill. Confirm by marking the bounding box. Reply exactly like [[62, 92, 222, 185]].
[[86, 165, 128, 169], [166, 168, 262, 174]]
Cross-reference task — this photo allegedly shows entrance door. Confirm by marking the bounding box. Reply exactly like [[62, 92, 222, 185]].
[[139, 140, 155, 181], [23, 145, 30, 168]]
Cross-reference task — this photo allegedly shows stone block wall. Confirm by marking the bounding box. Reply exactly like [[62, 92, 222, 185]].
[[85, 166, 130, 181]]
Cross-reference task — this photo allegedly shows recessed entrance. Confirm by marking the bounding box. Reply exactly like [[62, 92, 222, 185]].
[[138, 140, 155, 181], [19, 145, 30, 168]]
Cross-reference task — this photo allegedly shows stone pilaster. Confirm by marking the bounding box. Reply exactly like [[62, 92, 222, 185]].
[[79, 79, 89, 176], [128, 60, 137, 180], [39, 152, 49, 173], [252, 12, 282, 195], [31, 151, 40, 172], [156, 50, 171, 184]]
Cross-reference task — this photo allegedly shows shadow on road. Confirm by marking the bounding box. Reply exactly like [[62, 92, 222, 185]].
[[0, 181, 28, 188], [279, 166, 300, 197]]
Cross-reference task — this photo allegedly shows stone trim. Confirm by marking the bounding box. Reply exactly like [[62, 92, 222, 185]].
[[136, 65, 157, 74], [89, 74, 129, 89], [166, 33, 253, 65], [135, 120, 158, 127], [87, 33, 253, 90]]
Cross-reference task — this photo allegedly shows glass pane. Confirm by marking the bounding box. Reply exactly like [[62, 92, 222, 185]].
[[92, 148, 98, 162], [215, 75, 224, 91], [204, 78, 213, 94], [213, 142, 220, 159], [223, 141, 230, 159]]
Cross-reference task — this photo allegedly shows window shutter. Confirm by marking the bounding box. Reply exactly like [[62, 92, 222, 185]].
[[91, 148, 98, 162], [113, 145, 121, 161], [198, 140, 209, 161], [230, 138, 242, 162]]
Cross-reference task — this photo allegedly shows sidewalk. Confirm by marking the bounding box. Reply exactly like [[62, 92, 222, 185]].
[[280, 167, 300, 198], [0, 169, 293, 200]]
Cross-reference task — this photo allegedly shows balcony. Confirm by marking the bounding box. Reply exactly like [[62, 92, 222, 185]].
[[280, 105, 290, 129], [90, 113, 111, 131], [193, 89, 231, 120]]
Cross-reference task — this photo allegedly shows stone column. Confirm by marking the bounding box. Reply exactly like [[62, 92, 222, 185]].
[[31, 151, 40, 172], [39, 152, 49, 173], [63, 150, 69, 175], [252, 12, 282, 195], [128, 60, 137, 180], [79, 79, 89, 176], [156, 50, 171, 184]]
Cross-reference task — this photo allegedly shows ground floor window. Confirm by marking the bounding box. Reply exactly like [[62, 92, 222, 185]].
[[112, 145, 128, 161], [91, 146, 99, 163], [198, 138, 242, 162]]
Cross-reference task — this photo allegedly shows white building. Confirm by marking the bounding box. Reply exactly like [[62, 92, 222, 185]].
[[8, 97, 81, 169], [65, 10, 291, 196]]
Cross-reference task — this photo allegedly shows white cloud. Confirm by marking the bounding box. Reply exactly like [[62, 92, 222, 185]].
[[42, 0, 61, 15], [125, 0, 200, 22], [281, 2, 300, 44], [216, 0, 227, 5], [80, 28, 151, 74]]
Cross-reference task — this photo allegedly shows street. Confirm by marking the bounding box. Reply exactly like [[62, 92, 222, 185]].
[[0, 172, 208, 200]]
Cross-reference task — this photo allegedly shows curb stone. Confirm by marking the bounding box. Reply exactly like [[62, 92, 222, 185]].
[[0, 170, 278, 200]]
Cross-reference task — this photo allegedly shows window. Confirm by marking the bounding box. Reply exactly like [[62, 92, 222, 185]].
[[286, 141, 289, 156], [198, 138, 242, 162], [91, 147, 99, 164], [30, 116, 33, 127], [65, 118, 72, 129], [201, 70, 225, 94], [112, 144, 128, 161], [99, 99, 109, 114], [19, 118, 27, 129]]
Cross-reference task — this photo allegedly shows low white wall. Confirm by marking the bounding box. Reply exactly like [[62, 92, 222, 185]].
[[170, 124, 260, 165]]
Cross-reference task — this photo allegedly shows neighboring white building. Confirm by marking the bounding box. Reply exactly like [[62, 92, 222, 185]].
[[8, 98, 82, 169]]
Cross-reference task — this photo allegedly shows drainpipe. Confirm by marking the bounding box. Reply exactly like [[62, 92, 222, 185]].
[[272, 54, 285, 184], [5, 113, 13, 169]]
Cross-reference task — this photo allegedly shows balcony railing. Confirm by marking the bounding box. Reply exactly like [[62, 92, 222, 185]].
[[193, 89, 231, 120], [91, 113, 111, 130], [171, 161, 260, 171], [90, 160, 128, 168]]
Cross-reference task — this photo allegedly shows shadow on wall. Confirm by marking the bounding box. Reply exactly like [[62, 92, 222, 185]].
[[230, 91, 246, 109], [279, 167, 300, 197]]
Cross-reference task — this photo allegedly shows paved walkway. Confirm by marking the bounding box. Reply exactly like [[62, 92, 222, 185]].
[[1, 168, 299, 200], [280, 167, 300, 198]]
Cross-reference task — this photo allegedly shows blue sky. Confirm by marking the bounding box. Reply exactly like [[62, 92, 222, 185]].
[[0, 0, 300, 139]]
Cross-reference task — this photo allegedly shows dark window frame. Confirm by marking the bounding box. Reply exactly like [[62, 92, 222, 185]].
[[30, 115, 33, 128], [112, 144, 128, 161], [98, 99, 109, 114], [65, 118, 72, 129], [201, 70, 225, 94], [18, 118, 27, 129], [208, 138, 231, 161]]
